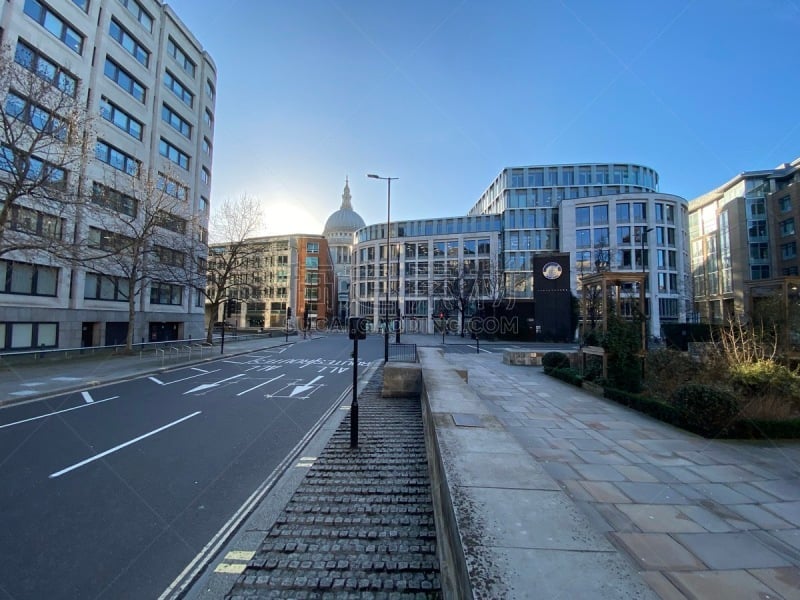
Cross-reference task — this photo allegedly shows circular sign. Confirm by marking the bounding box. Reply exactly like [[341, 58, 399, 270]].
[[542, 261, 562, 280]]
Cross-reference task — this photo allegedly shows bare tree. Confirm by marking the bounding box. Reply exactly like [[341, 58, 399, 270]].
[[0, 43, 91, 258], [201, 195, 263, 343], [78, 169, 200, 351]]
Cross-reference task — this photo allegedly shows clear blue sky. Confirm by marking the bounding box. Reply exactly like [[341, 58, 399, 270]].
[[167, 0, 800, 236]]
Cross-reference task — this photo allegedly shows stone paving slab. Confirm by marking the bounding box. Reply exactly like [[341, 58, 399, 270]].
[[450, 352, 800, 599], [225, 369, 441, 599]]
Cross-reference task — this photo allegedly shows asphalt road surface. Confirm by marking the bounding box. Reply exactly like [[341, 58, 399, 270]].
[[0, 334, 384, 600]]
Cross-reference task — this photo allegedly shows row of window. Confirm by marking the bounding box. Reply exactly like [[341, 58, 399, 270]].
[[0, 144, 67, 188], [574, 226, 677, 248], [357, 239, 492, 263], [24, 0, 84, 54], [0, 258, 194, 307], [0, 321, 58, 350], [508, 165, 657, 189], [576, 203, 676, 226]]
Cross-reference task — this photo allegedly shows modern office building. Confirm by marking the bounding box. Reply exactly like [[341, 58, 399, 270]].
[[323, 178, 364, 323], [207, 234, 335, 331], [689, 157, 800, 323], [352, 163, 691, 339], [0, 0, 215, 350]]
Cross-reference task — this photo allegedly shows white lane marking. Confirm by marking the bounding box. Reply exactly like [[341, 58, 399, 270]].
[[236, 374, 284, 397], [289, 375, 324, 397], [184, 373, 246, 395], [149, 369, 221, 386], [190, 367, 209, 373], [81, 391, 94, 403], [0, 396, 119, 430], [48, 411, 202, 479]]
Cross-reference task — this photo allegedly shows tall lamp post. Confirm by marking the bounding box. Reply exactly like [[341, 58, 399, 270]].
[[367, 173, 398, 362]]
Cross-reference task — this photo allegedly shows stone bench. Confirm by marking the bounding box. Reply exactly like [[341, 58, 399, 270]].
[[502, 349, 542, 366]]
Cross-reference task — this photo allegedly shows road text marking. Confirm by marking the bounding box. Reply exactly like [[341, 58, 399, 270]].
[[48, 411, 201, 479]]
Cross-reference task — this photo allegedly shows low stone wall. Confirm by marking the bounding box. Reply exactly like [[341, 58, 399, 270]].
[[382, 362, 422, 397], [502, 349, 542, 366]]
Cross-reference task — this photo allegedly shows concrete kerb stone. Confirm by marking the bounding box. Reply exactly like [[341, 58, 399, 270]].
[[418, 347, 659, 600]]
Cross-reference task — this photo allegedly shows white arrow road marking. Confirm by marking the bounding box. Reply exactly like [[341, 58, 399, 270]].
[[289, 375, 324, 397], [184, 373, 246, 395], [149, 369, 222, 386], [49, 411, 202, 478], [236, 374, 284, 397]]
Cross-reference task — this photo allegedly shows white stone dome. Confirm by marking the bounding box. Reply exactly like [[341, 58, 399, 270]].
[[323, 178, 365, 235]]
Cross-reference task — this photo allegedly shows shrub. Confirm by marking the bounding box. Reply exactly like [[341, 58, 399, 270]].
[[644, 348, 702, 402], [542, 351, 570, 370], [670, 383, 740, 436], [549, 367, 583, 387], [729, 360, 800, 399]]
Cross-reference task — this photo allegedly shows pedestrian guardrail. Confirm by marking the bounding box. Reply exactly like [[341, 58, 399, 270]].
[[389, 343, 418, 363]]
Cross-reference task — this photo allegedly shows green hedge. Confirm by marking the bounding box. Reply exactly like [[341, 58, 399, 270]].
[[546, 366, 582, 387], [543, 377, 800, 439]]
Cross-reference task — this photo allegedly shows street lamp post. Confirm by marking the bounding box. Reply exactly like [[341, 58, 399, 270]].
[[367, 173, 398, 362], [640, 226, 654, 349], [395, 243, 401, 343]]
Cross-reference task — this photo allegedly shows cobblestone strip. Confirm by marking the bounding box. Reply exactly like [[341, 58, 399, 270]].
[[226, 368, 442, 599]]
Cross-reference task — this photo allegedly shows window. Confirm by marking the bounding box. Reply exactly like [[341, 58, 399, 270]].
[[751, 265, 770, 280], [199, 196, 209, 212], [779, 195, 792, 212], [14, 41, 77, 96], [616, 203, 630, 222], [202, 137, 212, 156], [163, 70, 193, 107], [0, 321, 58, 350], [23, 0, 84, 54], [305, 256, 318, 268], [72, 0, 89, 10], [204, 108, 214, 128], [159, 138, 189, 169], [156, 210, 186, 234], [156, 173, 187, 201], [95, 140, 138, 175], [477, 239, 490, 255], [593, 228, 609, 246], [104, 57, 146, 102], [84, 273, 130, 301], [617, 226, 631, 245], [633, 202, 647, 222], [201, 167, 210, 184], [88, 227, 132, 251], [154, 245, 185, 267], [109, 18, 149, 66], [8, 205, 62, 239], [161, 104, 191, 138], [167, 37, 195, 77], [5, 92, 68, 140], [117, 0, 153, 32], [150, 282, 183, 305], [593, 204, 609, 225], [0, 259, 58, 296], [0, 144, 67, 188], [576, 229, 591, 248], [205, 79, 215, 101], [575, 207, 590, 226], [782, 242, 797, 260], [100, 96, 143, 139], [306, 242, 319, 253], [780, 218, 795, 236], [92, 182, 137, 216]]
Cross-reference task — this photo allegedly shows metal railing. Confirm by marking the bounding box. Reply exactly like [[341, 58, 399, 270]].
[[388, 343, 418, 363], [0, 331, 276, 366]]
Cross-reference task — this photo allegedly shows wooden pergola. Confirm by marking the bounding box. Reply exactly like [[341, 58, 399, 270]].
[[579, 271, 648, 377]]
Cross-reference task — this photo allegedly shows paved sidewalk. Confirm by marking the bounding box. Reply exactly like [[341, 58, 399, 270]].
[[447, 352, 800, 599]]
